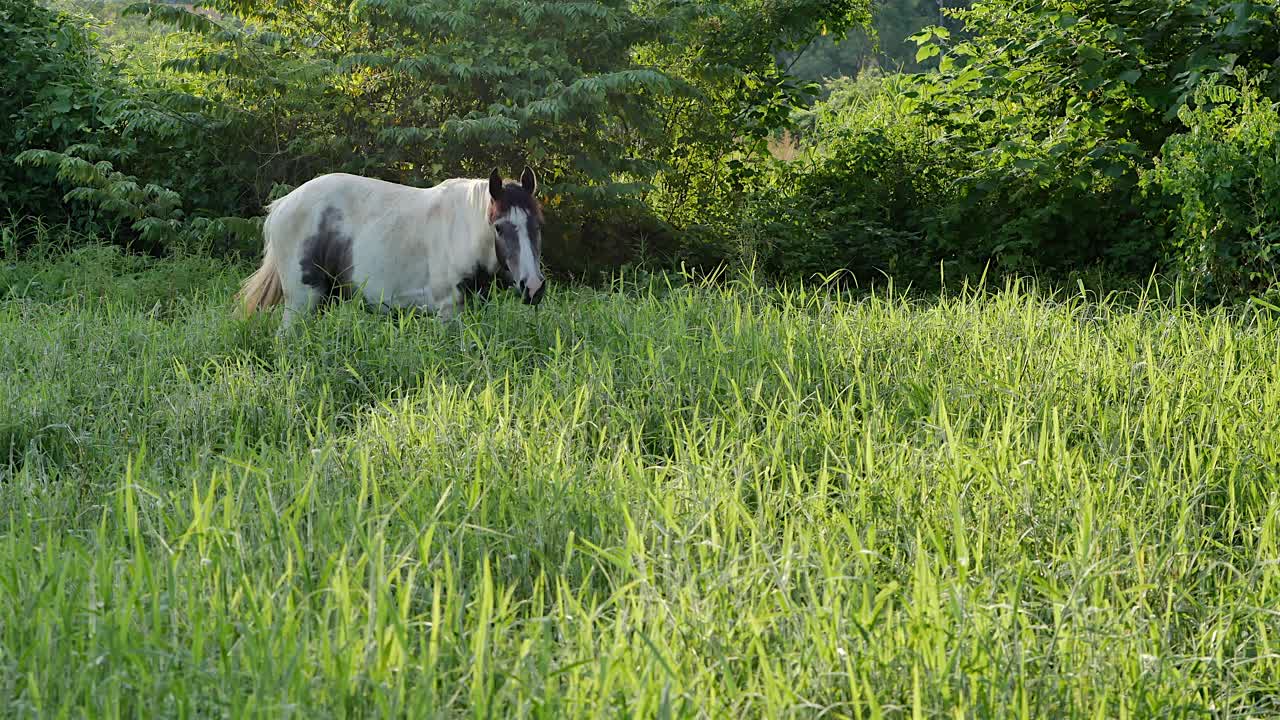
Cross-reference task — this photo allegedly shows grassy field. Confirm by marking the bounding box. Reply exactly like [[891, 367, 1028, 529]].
[[2, 243, 1279, 718]]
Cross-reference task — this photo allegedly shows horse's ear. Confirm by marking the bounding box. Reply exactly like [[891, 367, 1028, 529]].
[[488, 168, 504, 201], [520, 165, 537, 195]]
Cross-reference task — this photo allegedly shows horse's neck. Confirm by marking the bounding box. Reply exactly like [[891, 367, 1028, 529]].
[[423, 178, 492, 258], [429, 178, 489, 218]]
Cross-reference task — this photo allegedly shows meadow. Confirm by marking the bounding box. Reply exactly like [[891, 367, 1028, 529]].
[[2, 242, 1279, 718]]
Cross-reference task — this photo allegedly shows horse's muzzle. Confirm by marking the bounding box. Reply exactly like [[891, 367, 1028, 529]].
[[523, 283, 546, 306]]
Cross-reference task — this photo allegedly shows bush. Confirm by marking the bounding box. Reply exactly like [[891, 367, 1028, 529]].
[[738, 0, 1280, 291], [539, 193, 687, 284], [925, 139, 1162, 278], [1, 0, 263, 253], [743, 73, 964, 287], [740, 67, 1157, 290], [898, 0, 1278, 282], [1145, 77, 1280, 301], [1, 0, 109, 224]]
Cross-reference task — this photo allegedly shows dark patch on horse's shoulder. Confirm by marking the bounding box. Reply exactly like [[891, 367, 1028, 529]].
[[300, 205, 354, 305], [457, 258, 515, 307], [457, 263, 496, 305]]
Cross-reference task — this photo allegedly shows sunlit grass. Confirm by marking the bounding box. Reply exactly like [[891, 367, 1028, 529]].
[[2, 243, 1279, 718]]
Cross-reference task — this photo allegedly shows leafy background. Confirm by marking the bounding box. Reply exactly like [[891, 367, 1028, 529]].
[[3, 0, 1280, 299]]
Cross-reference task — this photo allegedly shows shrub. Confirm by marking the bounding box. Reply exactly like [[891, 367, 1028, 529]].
[[744, 73, 965, 287], [924, 135, 1162, 278], [2, 0, 263, 253], [1145, 77, 1280, 301], [900, 0, 1279, 280], [636, 0, 872, 269], [1, 0, 110, 224], [740, 67, 1168, 288]]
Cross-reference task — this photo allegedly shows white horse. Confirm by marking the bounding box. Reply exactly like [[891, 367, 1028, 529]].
[[236, 167, 545, 330]]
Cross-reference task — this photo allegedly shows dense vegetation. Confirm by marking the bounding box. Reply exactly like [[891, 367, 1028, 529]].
[[3, 0, 868, 274], [764, 0, 1280, 301], [5, 0, 1280, 299], [3, 246, 1279, 716], [785, 0, 972, 82]]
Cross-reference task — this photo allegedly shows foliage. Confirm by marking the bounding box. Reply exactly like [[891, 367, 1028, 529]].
[[785, 0, 961, 84], [901, 0, 1280, 273], [45, 0, 158, 47], [1145, 75, 1280, 301], [790, 66, 895, 134], [10, 0, 1280, 296], [635, 0, 872, 264], [1, 0, 114, 225], [912, 0, 1280, 154], [5, 0, 869, 271], [753, 66, 1132, 285], [748, 73, 964, 285], [5, 246, 1280, 714], [105, 0, 700, 256], [2, 0, 265, 252], [753, 0, 1280, 290]]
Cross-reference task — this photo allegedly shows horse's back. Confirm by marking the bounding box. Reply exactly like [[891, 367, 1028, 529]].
[[272, 173, 418, 215], [265, 173, 416, 247]]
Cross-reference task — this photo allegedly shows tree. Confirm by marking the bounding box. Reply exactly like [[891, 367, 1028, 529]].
[[635, 0, 872, 258], [118, 0, 688, 200], [784, 0, 971, 84], [12, 0, 699, 256]]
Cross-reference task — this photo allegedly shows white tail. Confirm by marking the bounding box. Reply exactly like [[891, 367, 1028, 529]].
[[234, 200, 284, 318]]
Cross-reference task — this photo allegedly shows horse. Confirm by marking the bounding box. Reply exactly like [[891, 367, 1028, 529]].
[[235, 166, 545, 331]]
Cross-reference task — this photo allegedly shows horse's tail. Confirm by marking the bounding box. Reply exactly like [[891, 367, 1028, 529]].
[[235, 198, 286, 318]]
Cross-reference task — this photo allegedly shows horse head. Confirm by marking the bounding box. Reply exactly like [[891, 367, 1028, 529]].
[[488, 166, 545, 306]]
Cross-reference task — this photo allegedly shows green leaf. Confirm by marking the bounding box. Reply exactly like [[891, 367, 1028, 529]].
[[908, 28, 935, 47], [1076, 45, 1105, 63]]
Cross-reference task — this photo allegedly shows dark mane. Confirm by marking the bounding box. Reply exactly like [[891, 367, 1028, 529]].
[[489, 183, 543, 223]]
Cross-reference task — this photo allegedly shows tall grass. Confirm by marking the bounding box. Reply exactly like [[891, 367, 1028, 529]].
[[2, 244, 1278, 718]]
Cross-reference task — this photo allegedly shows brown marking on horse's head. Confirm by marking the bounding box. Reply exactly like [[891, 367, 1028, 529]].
[[487, 167, 543, 223]]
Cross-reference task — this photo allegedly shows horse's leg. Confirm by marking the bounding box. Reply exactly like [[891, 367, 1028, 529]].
[[428, 287, 472, 351], [276, 307, 302, 339], [278, 307, 299, 335], [435, 291, 461, 322], [370, 286, 433, 317], [276, 284, 321, 339], [366, 284, 460, 326], [378, 284, 459, 322]]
